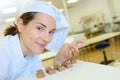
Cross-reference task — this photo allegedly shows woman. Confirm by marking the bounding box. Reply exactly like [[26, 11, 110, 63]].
[[0, 1, 86, 80]]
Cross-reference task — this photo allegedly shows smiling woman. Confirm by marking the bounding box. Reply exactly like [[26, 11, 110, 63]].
[[0, 0, 86, 80], [0, 1, 70, 80]]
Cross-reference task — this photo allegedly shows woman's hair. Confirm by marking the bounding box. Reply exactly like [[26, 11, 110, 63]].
[[4, 12, 38, 36]]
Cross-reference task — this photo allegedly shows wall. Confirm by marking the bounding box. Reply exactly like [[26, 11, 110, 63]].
[[68, 0, 113, 33], [113, 0, 120, 16]]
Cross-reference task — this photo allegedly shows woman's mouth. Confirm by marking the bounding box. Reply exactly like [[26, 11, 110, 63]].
[[35, 41, 46, 48]]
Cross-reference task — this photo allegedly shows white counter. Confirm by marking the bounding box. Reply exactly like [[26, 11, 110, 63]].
[[17, 60, 120, 80], [39, 50, 58, 60]]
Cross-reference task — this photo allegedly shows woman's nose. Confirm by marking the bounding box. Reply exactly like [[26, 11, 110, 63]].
[[42, 33, 51, 43]]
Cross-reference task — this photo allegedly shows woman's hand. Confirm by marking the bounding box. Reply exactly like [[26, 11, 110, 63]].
[[53, 37, 87, 66]]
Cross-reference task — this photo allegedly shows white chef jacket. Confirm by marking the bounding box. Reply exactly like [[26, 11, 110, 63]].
[[0, 34, 44, 80]]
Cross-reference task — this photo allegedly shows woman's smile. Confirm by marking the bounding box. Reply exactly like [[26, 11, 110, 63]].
[[35, 41, 46, 48]]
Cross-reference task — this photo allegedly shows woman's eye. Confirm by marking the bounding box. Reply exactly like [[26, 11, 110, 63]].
[[49, 31, 55, 35], [37, 26, 44, 31]]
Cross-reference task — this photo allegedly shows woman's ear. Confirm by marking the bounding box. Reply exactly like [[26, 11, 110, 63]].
[[16, 18, 24, 32]]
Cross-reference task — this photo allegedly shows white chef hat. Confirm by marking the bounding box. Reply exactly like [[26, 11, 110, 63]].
[[21, 0, 70, 50]]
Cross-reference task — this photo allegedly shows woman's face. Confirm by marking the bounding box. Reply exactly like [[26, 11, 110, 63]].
[[17, 13, 56, 55]]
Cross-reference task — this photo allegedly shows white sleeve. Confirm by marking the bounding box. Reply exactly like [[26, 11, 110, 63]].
[[31, 55, 45, 73], [0, 50, 9, 80]]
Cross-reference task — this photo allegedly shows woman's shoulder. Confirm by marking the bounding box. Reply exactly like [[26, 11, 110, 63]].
[[0, 36, 11, 58], [0, 35, 13, 49], [0, 36, 9, 43]]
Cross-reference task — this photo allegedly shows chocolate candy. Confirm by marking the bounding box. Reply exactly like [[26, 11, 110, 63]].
[[70, 60, 77, 64], [54, 65, 65, 71], [36, 70, 45, 78], [62, 61, 73, 68], [46, 67, 55, 74]]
